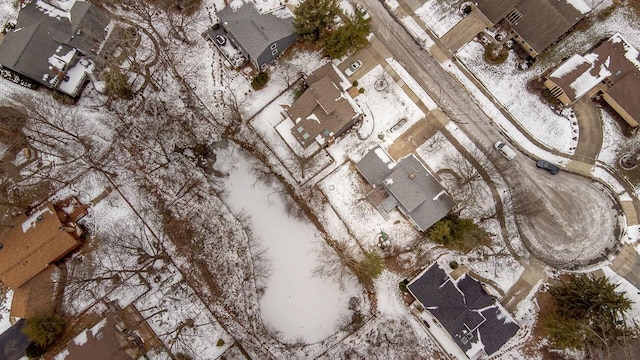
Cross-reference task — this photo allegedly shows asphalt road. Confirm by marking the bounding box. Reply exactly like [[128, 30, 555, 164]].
[[361, 0, 622, 268]]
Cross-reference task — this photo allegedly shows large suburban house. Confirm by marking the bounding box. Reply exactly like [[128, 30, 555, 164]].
[[0, 0, 111, 97], [474, 0, 590, 58], [287, 63, 363, 149], [214, 4, 296, 71], [356, 147, 455, 232], [544, 33, 640, 128], [408, 263, 520, 359], [0, 203, 84, 318]]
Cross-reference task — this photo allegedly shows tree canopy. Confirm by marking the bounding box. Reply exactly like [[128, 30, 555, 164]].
[[293, 0, 340, 42], [22, 314, 66, 348], [426, 215, 487, 253], [543, 274, 637, 354], [324, 8, 372, 59]]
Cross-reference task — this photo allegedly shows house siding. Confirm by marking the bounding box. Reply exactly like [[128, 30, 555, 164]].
[[603, 93, 640, 127], [255, 33, 296, 69]]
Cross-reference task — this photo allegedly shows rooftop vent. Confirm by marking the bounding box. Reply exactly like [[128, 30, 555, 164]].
[[408, 172, 416, 180]]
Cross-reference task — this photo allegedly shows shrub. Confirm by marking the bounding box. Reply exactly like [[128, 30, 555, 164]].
[[251, 72, 269, 90], [25, 342, 45, 358], [352, 80, 358, 87], [22, 314, 66, 348], [449, 261, 459, 269], [358, 87, 365, 93], [102, 68, 133, 100], [483, 43, 508, 64], [427, 215, 487, 253], [398, 279, 409, 293], [216, 338, 225, 347]]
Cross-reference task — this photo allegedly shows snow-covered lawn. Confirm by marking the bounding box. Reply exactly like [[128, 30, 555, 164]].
[[415, 0, 465, 38], [221, 150, 361, 343], [318, 162, 420, 250], [457, 42, 577, 154], [327, 64, 425, 164], [414, 130, 525, 292], [452, 5, 640, 157]]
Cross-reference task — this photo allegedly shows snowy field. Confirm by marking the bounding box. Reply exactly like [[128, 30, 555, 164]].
[[415, 0, 465, 38], [220, 149, 361, 343], [318, 162, 420, 250], [327, 64, 425, 164], [456, 43, 577, 154]]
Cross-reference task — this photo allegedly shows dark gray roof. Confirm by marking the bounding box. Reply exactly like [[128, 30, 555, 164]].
[[218, 4, 294, 61], [355, 149, 454, 231], [475, 0, 587, 54], [0, 0, 109, 96], [355, 146, 395, 185], [408, 264, 520, 357], [0, 319, 29, 360]]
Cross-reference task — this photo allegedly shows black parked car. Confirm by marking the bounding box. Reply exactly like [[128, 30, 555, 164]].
[[536, 160, 560, 175]]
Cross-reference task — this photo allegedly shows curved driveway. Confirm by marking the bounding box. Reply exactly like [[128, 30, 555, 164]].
[[361, 0, 622, 267]]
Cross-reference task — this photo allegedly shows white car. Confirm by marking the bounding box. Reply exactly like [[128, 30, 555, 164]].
[[345, 60, 363, 77]]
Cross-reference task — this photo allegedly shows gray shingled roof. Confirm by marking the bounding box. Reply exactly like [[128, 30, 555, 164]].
[[408, 264, 520, 357], [0, 319, 29, 360], [356, 149, 454, 231], [355, 146, 395, 185], [0, 0, 109, 96], [475, 0, 586, 54], [218, 4, 294, 62]]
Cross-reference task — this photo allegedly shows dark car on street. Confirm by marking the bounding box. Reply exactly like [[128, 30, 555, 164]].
[[536, 160, 560, 175]]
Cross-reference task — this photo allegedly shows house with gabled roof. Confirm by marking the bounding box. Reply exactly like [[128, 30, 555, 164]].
[[474, 0, 590, 58], [53, 314, 139, 360], [216, 3, 296, 71], [356, 147, 455, 232], [0, 203, 83, 318], [0, 0, 111, 97], [544, 33, 640, 128], [287, 63, 363, 149], [407, 263, 520, 359]]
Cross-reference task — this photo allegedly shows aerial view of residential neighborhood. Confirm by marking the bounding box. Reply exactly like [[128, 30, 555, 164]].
[[2, 0, 640, 359]]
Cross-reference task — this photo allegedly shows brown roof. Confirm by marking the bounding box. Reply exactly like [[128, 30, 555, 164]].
[[56, 314, 133, 360], [605, 71, 640, 125], [475, 0, 520, 24], [476, 0, 586, 54], [0, 204, 80, 288], [305, 63, 346, 90], [289, 65, 361, 148], [547, 33, 640, 122], [10, 264, 57, 319]]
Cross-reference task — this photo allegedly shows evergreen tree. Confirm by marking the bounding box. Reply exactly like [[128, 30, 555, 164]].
[[544, 274, 637, 353], [324, 8, 371, 59], [293, 0, 340, 42], [22, 314, 66, 348]]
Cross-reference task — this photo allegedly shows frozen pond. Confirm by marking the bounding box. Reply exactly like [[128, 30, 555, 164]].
[[221, 148, 359, 343]]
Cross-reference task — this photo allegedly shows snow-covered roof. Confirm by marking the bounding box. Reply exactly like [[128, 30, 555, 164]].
[[407, 263, 520, 356], [288, 63, 362, 148], [218, 4, 294, 65], [547, 33, 640, 126], [475, 0, 589, 55], [355, 150, 455, 231], [0, 0, 109, 97]]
